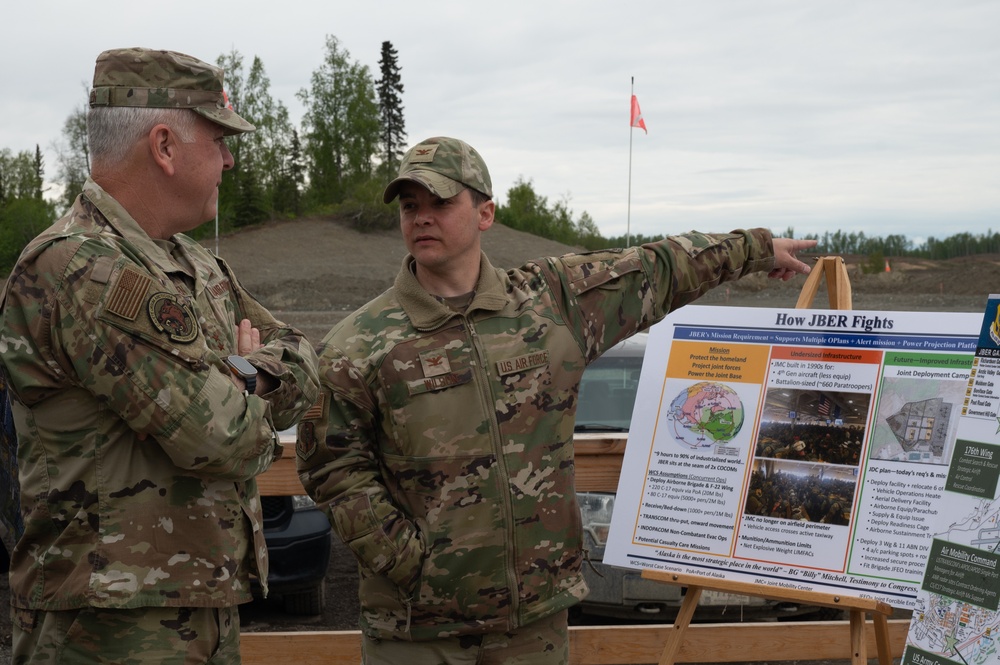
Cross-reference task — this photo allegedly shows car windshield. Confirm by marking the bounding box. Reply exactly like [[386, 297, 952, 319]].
[[575, 341, 645, 432]]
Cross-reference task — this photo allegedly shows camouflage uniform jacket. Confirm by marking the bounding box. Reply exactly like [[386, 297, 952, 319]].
[[298, 229, 774, 640], [0, 179, 320, 611]]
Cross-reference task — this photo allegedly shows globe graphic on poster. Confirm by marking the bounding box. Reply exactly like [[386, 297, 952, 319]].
[[667, 382, 744, 449]]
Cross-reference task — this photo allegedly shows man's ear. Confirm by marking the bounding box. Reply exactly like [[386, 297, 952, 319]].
[[478, 200, 495, 231], [148, 124, 177, 176]]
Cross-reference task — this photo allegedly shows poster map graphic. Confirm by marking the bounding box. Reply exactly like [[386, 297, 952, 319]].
[[902, 296, 1000, 665], [667, 381, 745, 449], [604, 305, 982, 612]]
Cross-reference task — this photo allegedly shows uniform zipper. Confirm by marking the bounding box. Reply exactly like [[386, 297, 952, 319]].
[[465, 316, 521, 627]]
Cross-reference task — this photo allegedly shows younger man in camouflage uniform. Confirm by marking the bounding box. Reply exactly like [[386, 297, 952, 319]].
[[0, 48, 319, 664], [296, 136, 815, 664]]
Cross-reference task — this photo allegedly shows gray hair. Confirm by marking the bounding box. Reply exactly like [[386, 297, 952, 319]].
[[88, 107, 198, 166]]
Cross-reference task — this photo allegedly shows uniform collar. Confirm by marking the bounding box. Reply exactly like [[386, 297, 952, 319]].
[[396, 252, 509, 330], [82, 179, 213, 286]]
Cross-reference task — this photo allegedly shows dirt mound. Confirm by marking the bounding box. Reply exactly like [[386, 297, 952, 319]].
[[210, 217, 588, 341], [210, 219, 994, 342]]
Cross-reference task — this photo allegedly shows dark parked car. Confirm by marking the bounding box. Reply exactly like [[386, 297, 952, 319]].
[[252, 429, 332, 615], [573, 332, 837, 623]]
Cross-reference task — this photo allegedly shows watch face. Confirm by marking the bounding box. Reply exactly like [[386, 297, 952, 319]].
[[226, 355, 257, 376]]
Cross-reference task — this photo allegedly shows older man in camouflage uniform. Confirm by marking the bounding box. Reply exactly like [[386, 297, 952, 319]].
[[296, 136, 815, 664], [0, 48, 320, 664]]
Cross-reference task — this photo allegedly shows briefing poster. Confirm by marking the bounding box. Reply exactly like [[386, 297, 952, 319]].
[[604, 304, 982, 608], [902, 295, 1000, 665]]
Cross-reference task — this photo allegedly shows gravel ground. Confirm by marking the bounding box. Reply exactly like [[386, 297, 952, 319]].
[[4, 218, 996, 663]]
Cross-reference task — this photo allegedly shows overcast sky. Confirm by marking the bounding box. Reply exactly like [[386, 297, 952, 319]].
[[3, 0, 997, 244]]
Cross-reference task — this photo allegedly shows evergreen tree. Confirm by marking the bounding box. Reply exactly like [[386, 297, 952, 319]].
[[32, 145, 44, 200], [376, 41, 406, 180], [235, 169, 268, 227], [274, 129, 304, 216]]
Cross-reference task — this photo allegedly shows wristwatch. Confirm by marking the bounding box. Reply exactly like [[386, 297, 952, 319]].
[[225, 355, 258, 395]]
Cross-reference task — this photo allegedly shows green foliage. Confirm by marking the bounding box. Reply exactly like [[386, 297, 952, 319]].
[[272, 129, 305, 217], [860, 250, 886, 275], [575, 212, 606, 250], [216, 50, 247, 228], [0, 148, 44, 202], [495, 176, 602, 248], [922, 231, 1000, 259], [32, 147, 44, 200], [55, 106, 89, 213], [234, 170, 269, 227], [376, 41, 406, 181], [337, 175, 398, 233], [0, 196, 55, 270], [496, 177, 552, 236], [216, 50, 300, 227], [298, 35, 380, 207], [0, 148, 56, 273]]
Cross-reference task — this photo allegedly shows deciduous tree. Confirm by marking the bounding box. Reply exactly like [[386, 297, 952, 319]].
[[298, 35, 380, 206], [54, 98, 90, 213]]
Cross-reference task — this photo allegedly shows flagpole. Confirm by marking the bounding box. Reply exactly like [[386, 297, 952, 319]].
[[627, 76, 634, 248]]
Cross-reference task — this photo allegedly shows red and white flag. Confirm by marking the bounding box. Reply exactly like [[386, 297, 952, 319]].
[[630, 94, 647, 134]]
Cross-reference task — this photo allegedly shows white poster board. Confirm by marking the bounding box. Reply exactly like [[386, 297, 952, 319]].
[[902, 296, 1000, 665], [605, 304, 981, 608]]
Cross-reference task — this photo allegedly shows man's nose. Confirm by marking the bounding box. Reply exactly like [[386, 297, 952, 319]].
[[221, 142, 235, 170]]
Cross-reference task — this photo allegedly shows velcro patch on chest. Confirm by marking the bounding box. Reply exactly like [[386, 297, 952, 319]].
[[419, 349, 452, 377], [496, 350, 550, 376], [407, 368, 473, 396], [207, 277, 232, 299]]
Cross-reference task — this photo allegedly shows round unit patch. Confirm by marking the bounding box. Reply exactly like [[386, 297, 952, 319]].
[[148, 292, 198, 343]]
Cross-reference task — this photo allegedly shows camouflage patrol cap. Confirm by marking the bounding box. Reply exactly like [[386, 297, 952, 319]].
[[89, 47, 254, 136], [383, 136, 492, 203]]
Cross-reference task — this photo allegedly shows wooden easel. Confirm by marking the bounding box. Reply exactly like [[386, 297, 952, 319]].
[[641, 570, 893, 665], [643, 256, 893, 665], [795, 255, 853, 310]]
